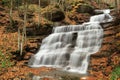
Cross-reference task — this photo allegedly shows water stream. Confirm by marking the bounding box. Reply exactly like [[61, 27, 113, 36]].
[[28, 9, 113, 74]]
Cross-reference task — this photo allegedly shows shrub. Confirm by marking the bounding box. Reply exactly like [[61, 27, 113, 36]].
[[1, 0, 10, 6], [110, 66, 120, 80], [0, 51, 14, 68], [2, 0, 22, 7]]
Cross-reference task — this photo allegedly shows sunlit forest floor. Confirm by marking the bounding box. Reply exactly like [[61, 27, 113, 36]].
[[0, 0, 120, 80]]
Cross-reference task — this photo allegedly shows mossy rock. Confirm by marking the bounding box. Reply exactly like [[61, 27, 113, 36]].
[[75, 4, 94, 14], [109, 5, 115, 9], [42, 5, 65, 22]]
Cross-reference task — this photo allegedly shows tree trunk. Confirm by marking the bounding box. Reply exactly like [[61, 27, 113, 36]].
[[9, 0, 13, 27], [18, 29, 20, 50], [38, 0, 41, 27], [19, 0, 28, 56], [20, 32, 24, 56], [115, 0, 118, 13], [23, 0, 27, 43]]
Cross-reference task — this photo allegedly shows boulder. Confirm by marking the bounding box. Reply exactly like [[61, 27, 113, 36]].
[[75, 4, 94, 14], [42, 6, 65, 22]]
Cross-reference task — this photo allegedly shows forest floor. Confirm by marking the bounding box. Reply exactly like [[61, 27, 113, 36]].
[[0, 2, 120, 80]]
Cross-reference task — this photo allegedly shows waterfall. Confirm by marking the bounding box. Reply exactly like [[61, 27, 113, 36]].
[[28, 9, 113, 74]]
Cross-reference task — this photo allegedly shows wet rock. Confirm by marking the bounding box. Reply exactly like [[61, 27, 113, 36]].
[[32, 76, 41, 80], [28, 55, 35, 65]]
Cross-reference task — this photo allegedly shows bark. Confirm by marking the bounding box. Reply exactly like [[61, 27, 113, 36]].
[[115, 0, 118, 12], [19, 0, 28, 56], [38, 0, 41, 27], [9, 0, 13, 27], [23, 0, 27, 43], [18, 29, 20, 50], [20, 32, 24, 56]]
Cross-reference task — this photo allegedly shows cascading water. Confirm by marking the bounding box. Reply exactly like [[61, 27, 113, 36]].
[[28, 9, 113, 74]]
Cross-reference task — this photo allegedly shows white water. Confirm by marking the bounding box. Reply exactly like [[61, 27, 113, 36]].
[[28, 9, 113, 74]]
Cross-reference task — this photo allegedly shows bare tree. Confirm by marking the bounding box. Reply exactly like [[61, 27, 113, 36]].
[[115, 0, 119, 13], [9, 0, 13, 27], [23, 0, 27, 43], [38, 0, 41, 27], [18, 28, 20, 50], [17, 0, 28, 56]]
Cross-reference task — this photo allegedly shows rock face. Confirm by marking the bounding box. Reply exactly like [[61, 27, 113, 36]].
[[26, 23, 53, 36], [88, 13, 120, 79]]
